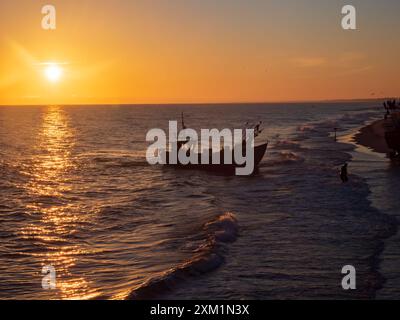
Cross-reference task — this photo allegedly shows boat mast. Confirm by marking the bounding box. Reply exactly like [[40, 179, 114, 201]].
[[181, 112, 187, 130]]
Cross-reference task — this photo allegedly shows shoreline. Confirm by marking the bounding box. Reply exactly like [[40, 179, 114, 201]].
[[353, 119, 391, 155], [352, 117, 399, 299]]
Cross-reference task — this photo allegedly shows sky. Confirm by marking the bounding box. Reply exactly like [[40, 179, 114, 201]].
[[0, 0, 399, 105]]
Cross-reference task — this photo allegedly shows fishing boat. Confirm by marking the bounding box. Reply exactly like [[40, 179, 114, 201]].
[[164, 142, 268, 174], [163, 113, 268, 174]]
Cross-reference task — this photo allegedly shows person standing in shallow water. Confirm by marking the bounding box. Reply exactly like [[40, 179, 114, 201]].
[[340, 163, 349, 183]]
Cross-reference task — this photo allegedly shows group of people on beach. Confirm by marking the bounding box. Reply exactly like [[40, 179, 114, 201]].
[[384, 99, 399, 119], [383, 99, 399, 110]]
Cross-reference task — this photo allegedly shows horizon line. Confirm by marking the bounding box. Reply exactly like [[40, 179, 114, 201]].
[[0, 97, 394, 107]]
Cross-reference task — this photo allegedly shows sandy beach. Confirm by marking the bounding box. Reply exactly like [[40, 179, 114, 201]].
[[354, 119, 391, 154]]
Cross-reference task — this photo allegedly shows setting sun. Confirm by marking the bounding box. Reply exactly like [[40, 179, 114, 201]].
[[44, 64, 63, 83]]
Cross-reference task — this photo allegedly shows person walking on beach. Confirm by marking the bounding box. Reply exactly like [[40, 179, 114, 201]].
[[340, 163, 349, 183]]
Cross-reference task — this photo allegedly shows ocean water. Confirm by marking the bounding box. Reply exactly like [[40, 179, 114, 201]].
[[0, 102, 399, 300]]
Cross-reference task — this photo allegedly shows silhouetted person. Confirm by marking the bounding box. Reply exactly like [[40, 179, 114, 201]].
[[340, 163, 349, 183], [254, 121, 262, 137]]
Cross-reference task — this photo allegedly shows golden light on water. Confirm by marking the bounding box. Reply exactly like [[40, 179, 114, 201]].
[[19, 106, 99, 299]]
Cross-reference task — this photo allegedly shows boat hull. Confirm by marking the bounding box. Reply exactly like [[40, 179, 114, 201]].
[[164, 143, 268, 174]]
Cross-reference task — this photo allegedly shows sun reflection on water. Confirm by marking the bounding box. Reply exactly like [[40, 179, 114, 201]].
[[19, 106, 99, 299]]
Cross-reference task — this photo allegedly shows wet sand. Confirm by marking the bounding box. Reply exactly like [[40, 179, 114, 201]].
[[354, 119, 391, 154]]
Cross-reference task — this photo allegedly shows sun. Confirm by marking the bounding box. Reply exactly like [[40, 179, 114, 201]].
[[44, 64, 63, 83]]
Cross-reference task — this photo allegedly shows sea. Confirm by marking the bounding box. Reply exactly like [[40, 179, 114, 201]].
[[0, 102, 399, 300]]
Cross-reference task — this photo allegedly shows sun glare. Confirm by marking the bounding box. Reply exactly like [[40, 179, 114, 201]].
[[44, 64, 63, 83]]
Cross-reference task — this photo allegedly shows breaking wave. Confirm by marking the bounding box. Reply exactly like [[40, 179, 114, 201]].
[[127, 212, 238, 300], [265, 151, 305, 166]]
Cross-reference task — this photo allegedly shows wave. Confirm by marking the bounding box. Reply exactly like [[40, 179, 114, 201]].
[[297, 124, 316, 132], [297, 110, 379, 137], [273, 140, 301, 150], [113, 160, 150, 168], [127, 212, 238, 300], [265, 151, 305, 166], [92, 156, 149, 168]]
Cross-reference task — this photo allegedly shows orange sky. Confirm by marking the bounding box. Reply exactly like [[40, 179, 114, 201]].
[[0, 0, 399, 105]]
